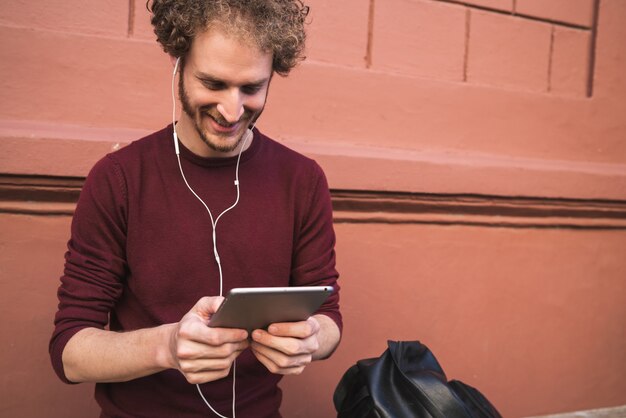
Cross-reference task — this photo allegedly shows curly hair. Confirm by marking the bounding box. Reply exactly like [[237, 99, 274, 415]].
[[147, 0, 309, 76]]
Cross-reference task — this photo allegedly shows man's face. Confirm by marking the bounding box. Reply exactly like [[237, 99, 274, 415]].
[[178, 28, 273, 157]]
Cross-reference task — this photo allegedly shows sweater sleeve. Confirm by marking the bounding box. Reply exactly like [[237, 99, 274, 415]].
[[49, 155, 128, 383], [291, 162, 342, 333]]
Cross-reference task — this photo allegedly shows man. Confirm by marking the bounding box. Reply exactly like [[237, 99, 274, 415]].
[[49, 1, 341, 417]]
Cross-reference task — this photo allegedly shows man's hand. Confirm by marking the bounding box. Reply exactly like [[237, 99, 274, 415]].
[[167, 296, 249, 384], [62, 300, 337, 384], [250, 314, 340, 375]]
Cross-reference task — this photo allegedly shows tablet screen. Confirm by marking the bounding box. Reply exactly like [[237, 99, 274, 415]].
[[208, 286, 333, 331]]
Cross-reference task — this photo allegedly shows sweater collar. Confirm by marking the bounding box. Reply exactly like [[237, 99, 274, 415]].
[[168, 123, 262, 168]]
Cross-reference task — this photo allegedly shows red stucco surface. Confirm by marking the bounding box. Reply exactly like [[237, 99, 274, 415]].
[[1, 1, 625, 417]]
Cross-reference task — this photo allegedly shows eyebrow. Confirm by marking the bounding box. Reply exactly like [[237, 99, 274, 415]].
[[195, 72, 270, 87]]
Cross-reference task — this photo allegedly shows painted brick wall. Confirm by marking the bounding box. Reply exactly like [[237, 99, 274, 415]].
[[371, 0, 594, 96], [0, 0, 600, 135], [1, 1, 625, 418]]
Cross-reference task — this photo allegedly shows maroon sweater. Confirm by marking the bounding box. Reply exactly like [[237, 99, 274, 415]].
[[50, 125, 341, 417]]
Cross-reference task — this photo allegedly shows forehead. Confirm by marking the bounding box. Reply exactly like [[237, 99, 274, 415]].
[[186, 27, 273, 83]]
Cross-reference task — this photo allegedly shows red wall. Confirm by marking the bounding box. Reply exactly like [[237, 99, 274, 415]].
[[1, 1, 625, 417]]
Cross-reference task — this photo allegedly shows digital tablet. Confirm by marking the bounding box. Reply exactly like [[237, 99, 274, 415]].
[[208, 286, 334, 332]]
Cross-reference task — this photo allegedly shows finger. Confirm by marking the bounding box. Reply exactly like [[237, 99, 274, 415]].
[[251, 341, 312, 367], [266, 317, 320, 339], [252, 330, 318, 356], [201, 327, 249, 346], [176, 339, 249, 361], [178, 320, 248, 346], [181, 366, 234, 384], [178, 349, 243, 374], [251, 345, 307, 375], [191, 296, 225, 321]]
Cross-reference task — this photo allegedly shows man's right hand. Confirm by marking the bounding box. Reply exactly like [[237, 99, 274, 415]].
[[167, 296, 249, 384], [62, 296, 248, 384]]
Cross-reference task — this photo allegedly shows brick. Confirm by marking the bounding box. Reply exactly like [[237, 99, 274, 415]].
[[262, 62, 579, 160], [550, 27, 591, 97], [372, 0, 466, 81], [461, 0, 513, 12], [0, 26, 171, 130], [133, 0, 155, 40], [467, 10, 552, 92], [261, 62, 626, 196], [516, 0, 595, 28], [134, 0, 370, 67], [592, 0, 626, 98], [305, 0, 370, 67], [0, 0, 128, 37]]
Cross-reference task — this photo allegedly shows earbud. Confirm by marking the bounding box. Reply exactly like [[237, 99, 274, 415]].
[[173, 57, 180, 75], [169, 52, 243, 418], [172, 57, 181, 155]]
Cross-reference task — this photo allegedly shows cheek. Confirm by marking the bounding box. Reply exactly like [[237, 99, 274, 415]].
[[190, 91, 219, 108], [182, 82, 216, 108], [245, 92, 268, 111]]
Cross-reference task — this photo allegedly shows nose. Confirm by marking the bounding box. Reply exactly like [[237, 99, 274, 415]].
[[216, 90, 244, 123]]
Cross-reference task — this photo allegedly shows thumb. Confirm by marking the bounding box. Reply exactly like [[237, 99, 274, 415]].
[[190, 296, 225, 321]]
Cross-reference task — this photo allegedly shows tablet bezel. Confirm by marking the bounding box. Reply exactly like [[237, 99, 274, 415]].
[[207, 286, 334, 332]]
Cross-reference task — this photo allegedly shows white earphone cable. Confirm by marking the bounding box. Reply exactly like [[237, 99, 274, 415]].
[[172, 57, 254, 418]]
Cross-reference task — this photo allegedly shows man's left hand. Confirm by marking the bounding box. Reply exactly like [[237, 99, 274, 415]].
[[250, 317, 321, 375]]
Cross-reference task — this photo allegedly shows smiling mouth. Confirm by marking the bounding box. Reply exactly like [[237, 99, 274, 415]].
[[204, 112, 241, 132], [204, 112, 230, 124], [204, 112, 233, 125]]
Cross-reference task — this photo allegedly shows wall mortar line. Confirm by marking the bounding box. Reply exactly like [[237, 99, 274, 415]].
[[586, 0, 601, 97], [463, 8, 471, 82], [547, 25, 555, 93], [365, 0, 375, 69], [435, 0, 592, 30], [127, 0, 135, 37]]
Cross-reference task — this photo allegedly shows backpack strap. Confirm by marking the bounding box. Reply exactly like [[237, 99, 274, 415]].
[[334, 363, 379, 417], [334, 365, 367, 411], [388, 341, 472, 418]]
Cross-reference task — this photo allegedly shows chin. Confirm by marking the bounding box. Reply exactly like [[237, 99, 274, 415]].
[[203, 133, 244, 153]]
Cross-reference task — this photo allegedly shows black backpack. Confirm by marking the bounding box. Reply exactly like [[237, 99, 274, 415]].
[[333, 340, 503, 418]]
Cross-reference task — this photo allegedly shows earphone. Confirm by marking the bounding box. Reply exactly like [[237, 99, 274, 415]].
[[172, 56, 255, 418]]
